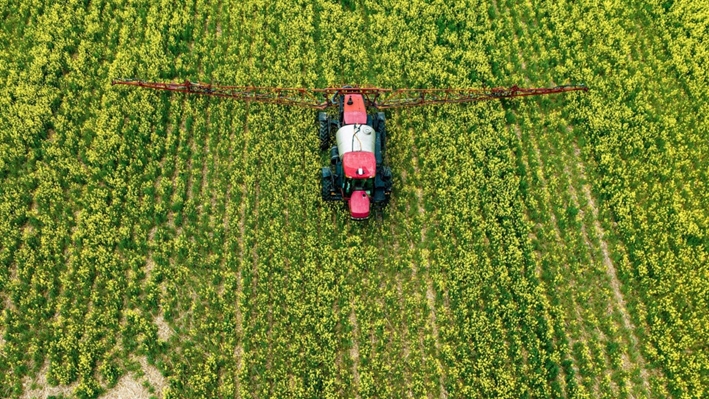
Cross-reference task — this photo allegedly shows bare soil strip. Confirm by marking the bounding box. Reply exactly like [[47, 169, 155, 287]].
[[21, 362, 77, 399], [572, 143, 652, 394], [521, 123, 587, 393], [20, 356, 168, 399], [234, 107, 250, 399], [155, 313, 173, 341], [513, 125, 543, 280], [137, 356, 169, 396], [561, 160, 622, 397], [412, 139, 449, 398], [425, 273, 448, 399], [100, 375, 152, 399], [349, 303, 362, 398], [394, 273, 415, 399]]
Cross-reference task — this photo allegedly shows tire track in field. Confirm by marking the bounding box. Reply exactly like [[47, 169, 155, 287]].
[[233, 104, 249, 399], [397, 147, 418, 399], [198, 4, 247, 392], [487, 1, 580, 393], [155, 96, 191, 329], [394, 119, 445, 399], [199, 104, 215, 220], [166, 1, 210, 330], [422, 253, 449, 399], [235, 2, 268, 394], [146, 100, 181, 287], [339, 219, 360, 397], [511, 0, 654, 392], [230, 1, 258, 391], [495, 0, 632, 394], [412, 140, 449, 399], [392, 238, 415, 399], [247, 119, 262, 399], [491, 0, 578, 390], [531, 110, 640, 397], [557, 137, 627, 398], [348, 301, 362, 398], [529, 114, 629, 397], [394, 272, 414, 399], [571, 142, 652, 395], [512, 122, 582, 396]]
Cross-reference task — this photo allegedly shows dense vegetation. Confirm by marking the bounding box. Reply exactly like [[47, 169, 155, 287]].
[[1, 0, 707, 398]]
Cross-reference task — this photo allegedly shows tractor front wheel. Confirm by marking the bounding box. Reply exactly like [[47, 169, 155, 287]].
[[321, 167, 337, 201]]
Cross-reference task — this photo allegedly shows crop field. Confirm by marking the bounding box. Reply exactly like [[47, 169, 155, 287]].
[[1, 0, 708, 398]]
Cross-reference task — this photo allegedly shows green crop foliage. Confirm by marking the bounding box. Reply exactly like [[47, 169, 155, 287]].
[[1, 0, 707, 398]]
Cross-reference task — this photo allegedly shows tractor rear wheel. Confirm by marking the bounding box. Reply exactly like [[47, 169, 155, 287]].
[[375, 112, 386, 156], [318, 112, 330, 151]]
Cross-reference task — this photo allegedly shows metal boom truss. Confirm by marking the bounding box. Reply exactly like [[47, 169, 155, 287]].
[[111, 79, 588, 109]]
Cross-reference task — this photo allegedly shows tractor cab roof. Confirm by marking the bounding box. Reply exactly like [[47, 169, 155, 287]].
[[342, 151, 376, 179]]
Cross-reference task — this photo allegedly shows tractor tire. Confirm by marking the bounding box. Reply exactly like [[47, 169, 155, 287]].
[[318, 112, 330, 151], [381, 165, 393, 193], [321, 167, 336, 201], [376, 112, 386, 155]]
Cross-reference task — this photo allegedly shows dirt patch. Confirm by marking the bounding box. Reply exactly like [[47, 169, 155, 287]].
[[21, 361, 77, 399], [148, 226, 157, 242], [4, 295, 16, 312], [145, 255, 155, 275], [138, 356, 168, 395], [155, 313, 173, 341], [100, 355, 169, 399], [100, 374, 153, 399]]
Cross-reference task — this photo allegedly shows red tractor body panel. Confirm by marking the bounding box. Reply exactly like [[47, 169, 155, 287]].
[[348, 190, 370, 219], [342, 151, 376, 178], [342, 94, 367, 124]]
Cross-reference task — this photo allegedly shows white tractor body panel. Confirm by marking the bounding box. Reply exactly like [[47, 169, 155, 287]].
[[336, 124, 376, 158]]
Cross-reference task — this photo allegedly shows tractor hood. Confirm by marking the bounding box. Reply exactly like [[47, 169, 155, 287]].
[[349, 190, 370, 220]]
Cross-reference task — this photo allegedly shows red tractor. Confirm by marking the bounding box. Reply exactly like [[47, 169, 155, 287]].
[[317, 89, 392, 220], [112, 80, 587, 220]]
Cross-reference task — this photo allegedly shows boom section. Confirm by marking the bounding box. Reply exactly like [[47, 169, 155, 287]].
[[111, 79, 332, 108], [373, 84, 589, 109], [112, 80, 388, 109]]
